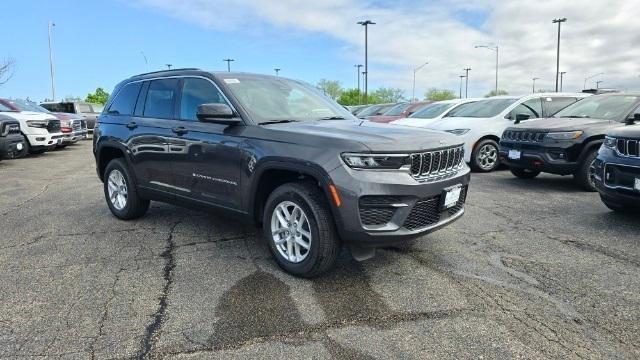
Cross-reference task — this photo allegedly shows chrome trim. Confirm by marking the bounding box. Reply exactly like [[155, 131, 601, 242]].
[[410, 146, 465, 182], [149, 181, 192, 192], [603, 162, 640, 191], [614, 138, 640, 158]]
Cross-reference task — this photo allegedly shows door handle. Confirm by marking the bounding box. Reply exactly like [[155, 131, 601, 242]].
[[126, 122, 138, 130], [172, 127, 188, 135]]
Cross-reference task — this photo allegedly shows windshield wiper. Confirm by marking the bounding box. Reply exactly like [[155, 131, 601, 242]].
[[558, 115, 590, 118], [259, 119, 300, 125], [318, 116, 346, 120]]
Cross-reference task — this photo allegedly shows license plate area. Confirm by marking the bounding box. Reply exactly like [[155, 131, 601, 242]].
[[508, 149, 521, 160], [441, 185, 462, 210]]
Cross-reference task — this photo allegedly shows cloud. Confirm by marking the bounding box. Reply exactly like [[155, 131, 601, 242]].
[[132, 0, 640, 97]]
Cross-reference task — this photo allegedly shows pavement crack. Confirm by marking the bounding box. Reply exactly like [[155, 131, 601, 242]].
[[136, 221, 180, 359], [89, 267, 125, 359], [1, 184, 49, 216]]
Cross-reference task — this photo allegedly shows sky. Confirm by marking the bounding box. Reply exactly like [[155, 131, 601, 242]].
[[1, 0, 639, 102]]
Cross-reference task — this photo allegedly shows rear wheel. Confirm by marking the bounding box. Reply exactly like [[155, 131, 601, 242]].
[[263, 182, 340, 278], [573, 149, 598, 192], [103, 158, 149, 220], [510, 167, 541, 179], [471, 139, 500, 172]]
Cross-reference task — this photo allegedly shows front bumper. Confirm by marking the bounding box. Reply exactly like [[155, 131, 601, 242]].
[[25, 132, 65, 148], [593, 148, 640, 208], [329, 164, 471, 247], [60, 130, 88, 144], [499, 140, 580, 175], [0, 134, 27, 159]]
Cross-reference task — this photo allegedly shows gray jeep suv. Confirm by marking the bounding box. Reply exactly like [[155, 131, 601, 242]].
[[93, 69, 471, 277]]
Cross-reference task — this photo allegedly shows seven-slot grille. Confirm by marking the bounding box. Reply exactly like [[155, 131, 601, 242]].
[[616, 138, 640, 158], [503, 130, 546, 142], [409, 146, 464, 180]]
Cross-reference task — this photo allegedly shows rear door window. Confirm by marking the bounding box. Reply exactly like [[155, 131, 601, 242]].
[[543, 97, 579, 117], [143, 79, 179, 119], [106, 83, 142, 116]]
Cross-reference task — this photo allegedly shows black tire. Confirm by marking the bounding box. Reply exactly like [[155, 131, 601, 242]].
[[573, 149, 598, 192], [470, 139, 500, 172], [103, 158, 149, 220], [510, 167, 541, 179], [263, 182, 340, 278], [600, 196, 639, 213], [23, 135, 46, 155]]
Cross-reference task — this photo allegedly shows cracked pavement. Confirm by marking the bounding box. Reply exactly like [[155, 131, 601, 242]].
[[0, 141, 638, 359]]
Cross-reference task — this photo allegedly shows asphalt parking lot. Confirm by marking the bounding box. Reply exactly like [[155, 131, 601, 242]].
[[0, 140, 638, 359]]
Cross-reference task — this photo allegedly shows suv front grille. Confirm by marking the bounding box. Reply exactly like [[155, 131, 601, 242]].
[[503, 130, 546, 142], [409, 146, 464, 181], [46, 119, 61, 133], [616, 138, 640, 158], [403, 186, 467, 231]]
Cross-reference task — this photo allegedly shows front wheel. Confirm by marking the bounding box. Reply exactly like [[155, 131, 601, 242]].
[[471, 139, 500, 172], [263, 182, 340, 278], [510, 167, 541, 179], [103, 158, 149, 220], [573, 150, 598, 192]]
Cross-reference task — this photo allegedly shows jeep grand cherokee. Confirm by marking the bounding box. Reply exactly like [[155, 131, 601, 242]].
[[93, 69, 470, 277]]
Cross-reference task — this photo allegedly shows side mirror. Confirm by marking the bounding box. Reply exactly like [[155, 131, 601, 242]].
[[625, 113, 640, 125], [196, 103, 241, 125], [514, 113, 530, 124]]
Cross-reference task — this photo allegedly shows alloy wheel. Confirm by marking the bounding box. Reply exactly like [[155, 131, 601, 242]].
[[270, 201, 312, 263], [477, 144, 498, 170], [107, 169, 128, 210]]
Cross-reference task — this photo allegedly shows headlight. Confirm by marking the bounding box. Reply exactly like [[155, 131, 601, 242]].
[[546, 131, 583, 140], [604, 136, 616, 149], [341, 153, 409, 169], [445, 129, 470, 135], [26, 120, 48, 128]]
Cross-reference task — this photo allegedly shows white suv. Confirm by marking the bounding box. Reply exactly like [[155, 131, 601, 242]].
[[424, 93, 590, 172], [390, 98, 480, 128], [0, 103, 64, 154]]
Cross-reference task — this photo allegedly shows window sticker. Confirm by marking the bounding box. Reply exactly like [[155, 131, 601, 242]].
[[224, 79, 240, 84]]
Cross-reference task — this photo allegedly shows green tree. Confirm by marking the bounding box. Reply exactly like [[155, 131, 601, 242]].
[[85, 87, 110, 105], [371, 87, 405, 103], [484, 89, 509, 97], [316, 79, 343, 100], [424, 88, 456, 101], [337, 88, 362, 106]]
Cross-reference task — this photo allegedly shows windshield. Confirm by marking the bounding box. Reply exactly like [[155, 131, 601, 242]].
[[221, 76, 354, 123], [450, 99, 517, 118], [7, 99, 52, 113], [383, 103, 411, 116], [554, 95, 640, 121], [356, 105, 382, 117], [409, 103, 453, 119]]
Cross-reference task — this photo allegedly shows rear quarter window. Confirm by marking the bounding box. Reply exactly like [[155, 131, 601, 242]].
[[106, 83, 142, 116]]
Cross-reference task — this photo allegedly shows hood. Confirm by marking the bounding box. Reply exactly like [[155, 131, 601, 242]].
[[366, 115, 403, 123], [0, 111, 57, 121], [391, 117, 441, 128], [509, 117, 613, 132], [261, 120, 462, 152], [426, 117, 485, 131], [608, 124, 640, 138]]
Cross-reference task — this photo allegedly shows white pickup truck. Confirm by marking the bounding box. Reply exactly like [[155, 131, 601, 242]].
[[0, 102, 64, 154]]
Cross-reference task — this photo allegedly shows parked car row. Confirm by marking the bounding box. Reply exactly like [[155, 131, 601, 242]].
[[0, 98, 97, 160]]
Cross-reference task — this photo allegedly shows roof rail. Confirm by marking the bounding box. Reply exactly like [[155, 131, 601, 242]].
[[133, 68, 202, 77]]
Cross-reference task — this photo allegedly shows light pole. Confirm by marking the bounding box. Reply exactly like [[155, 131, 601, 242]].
[[140, 51, 149, 72], [596, 80, 603, 89], [47, 21, 56, 101], [459, 75, 466, 99], [357, 20, 375, 104], [560, 71, 566, 92], [463, 68, 471, 98], [412, 60, 429, 102], [274, 68, 281, 76], [166, 64, 172, 70], [584, 72, 604, 89], [532, 77, 540, 93], [223, 59, 234, 72], [354, 64, 363, 97], [475, 45, 499, 94], [552, 18, 567, 92]]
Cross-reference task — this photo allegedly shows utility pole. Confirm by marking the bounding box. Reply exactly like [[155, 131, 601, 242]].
[[596, 80, 603, 89], [463, 68, 471, 98], [274, 68, 281, 76], [559, 71, 566, 92], [552, 18, 567, 92], [532, 77, 540, 93], [47, 21, 56, 101], [459, 75, 466, 99], [357, 20, 375, 104], [223, 58, 234, 72], [354, 64, 363, 96], [166, 64, 172, 70], [412, 60, 429, 102], [584, 72, 604, 89], [475, 45, 499, 94]]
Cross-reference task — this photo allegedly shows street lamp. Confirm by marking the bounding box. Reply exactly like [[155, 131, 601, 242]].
[[532, 77, 540, 93], [141, 51, 149, 72], [596, 80, 603, 89], [223, 59, 234, 72], [354, 64, 363, 98], [463, 68, 471, 98], [552, 18, 567, 92], [560, 71, 566, 92], [166, 64, 172, 70], [274, 68, 281, 76], [357, 20, 375, 104], [459, 75, 466, 99], [47, 21, 56, 101], [412, 60, 429, 102], [584, 72, 604, 89], [475, 44, 499, 94]]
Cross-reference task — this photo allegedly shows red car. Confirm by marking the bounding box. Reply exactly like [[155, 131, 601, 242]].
[[366, 101, 432, 123]]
